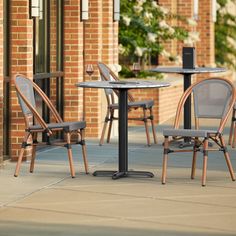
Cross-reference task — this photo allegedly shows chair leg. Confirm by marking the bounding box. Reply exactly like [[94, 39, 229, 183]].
[[80, 129, 89, 174], [150, 108, 157, 144], [107, 109, 114, 143], [99, 110, 110, 146], [143, 108, 151, 146], [14, 132, 31, 177], [228, 110, 235, 146], [191, 137, 198, 179], [202, 138, 209, 186], [65, 132, 75, 178], [219, 135, 236, 181], [30, 133, 37, 173], [232, 122, 236, 148], [162, 136, 169, 184]]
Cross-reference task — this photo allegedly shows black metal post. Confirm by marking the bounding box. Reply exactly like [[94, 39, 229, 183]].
[[183, 74, 192, 143], [56, 0, 64, 139], [112, 87, 153, 179], [93, 86, 154, 179], [118, 89, 128, 173], [3, 0, 10, 159]]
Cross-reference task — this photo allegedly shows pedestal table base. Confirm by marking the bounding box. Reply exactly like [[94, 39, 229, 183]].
[[93, 170, 154, 179]]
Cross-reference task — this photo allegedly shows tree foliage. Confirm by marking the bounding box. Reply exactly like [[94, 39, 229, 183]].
[[215, 0, 236, 69], [119, 0, 189, 66]]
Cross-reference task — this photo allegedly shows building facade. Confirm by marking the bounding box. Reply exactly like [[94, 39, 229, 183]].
[[0, 0, 228, 164]]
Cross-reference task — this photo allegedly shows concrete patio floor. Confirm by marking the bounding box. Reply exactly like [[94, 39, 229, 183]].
[[1, 117, 236, 236]]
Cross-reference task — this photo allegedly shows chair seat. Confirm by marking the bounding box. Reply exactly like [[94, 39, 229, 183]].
[[163, 128, 218, 138], [110, 100, 154, 109], [29, 121, 86, 132]]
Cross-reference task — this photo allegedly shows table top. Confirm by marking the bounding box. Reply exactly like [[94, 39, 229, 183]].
[[150, 67, 226, 74], [76, 80, 170, 89]]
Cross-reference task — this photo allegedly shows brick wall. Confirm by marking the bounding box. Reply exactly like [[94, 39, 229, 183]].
[[158, 0, 179, 65], [129, 79, 183, 126], [83, 0, 103, 137], [84, 0, 119, 137], [195, 0, 216, 81], [0, 0, 3, 165], [7, 0, 120, 161], [10, 0, 33, 161], [197, 0, 215, 67], [64, 0, 84, 123]]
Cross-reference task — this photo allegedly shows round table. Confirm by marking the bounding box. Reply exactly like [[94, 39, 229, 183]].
[[76, 80, 170, 179], [150, 67, 226, 147]]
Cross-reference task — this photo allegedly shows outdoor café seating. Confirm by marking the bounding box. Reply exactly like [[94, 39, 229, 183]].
[[97, 62, 157, 146], [161, 77, 236, 186], [13, 74, 89, 178]]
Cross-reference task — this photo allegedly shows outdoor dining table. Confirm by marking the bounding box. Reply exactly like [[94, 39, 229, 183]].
[[76, 80, 170, 179], [150, 67, 226, 147]]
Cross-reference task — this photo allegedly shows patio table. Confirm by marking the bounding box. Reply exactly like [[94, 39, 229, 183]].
[[150, 67, 226, 147], [76, 80, 170, 179]]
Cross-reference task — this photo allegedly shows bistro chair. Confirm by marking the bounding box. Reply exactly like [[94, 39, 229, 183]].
[[161, 77, 236, 186], [228, 103, 236, 147], [97, 62, 157, 146], [13, 74, 89, 177]]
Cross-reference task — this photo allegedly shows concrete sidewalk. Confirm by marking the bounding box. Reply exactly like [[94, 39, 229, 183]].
[[0, 118, 236, 236]]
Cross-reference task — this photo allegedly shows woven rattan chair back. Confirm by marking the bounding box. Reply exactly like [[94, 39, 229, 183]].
[[174, 78, 235, 134], [193, 79, 232, 119], [15, 75, 36, 116]]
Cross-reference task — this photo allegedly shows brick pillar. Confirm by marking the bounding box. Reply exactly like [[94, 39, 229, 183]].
[[64, 0, 118, 138], [158, 0, 196, 65], [100, 0, 119, 138], [64, 1, 84, 122], [83, 0, 103, 137], [158, 0, 179, 65], [10, 0, 33, 161], [0, 0, 4, 164], [84, 0, 118, 138], [197, 0, 215, 67], [101, 0, 118, 65], [176, 0, 194, 56]]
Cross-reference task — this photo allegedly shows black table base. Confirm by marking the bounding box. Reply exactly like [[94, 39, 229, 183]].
[[93, 170, 154, 179]]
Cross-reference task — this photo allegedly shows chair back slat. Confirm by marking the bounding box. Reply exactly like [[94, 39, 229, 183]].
[[193, 79, 233, 119]]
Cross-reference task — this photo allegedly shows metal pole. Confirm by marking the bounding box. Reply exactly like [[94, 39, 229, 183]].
[[118, 89, 128, 172]]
